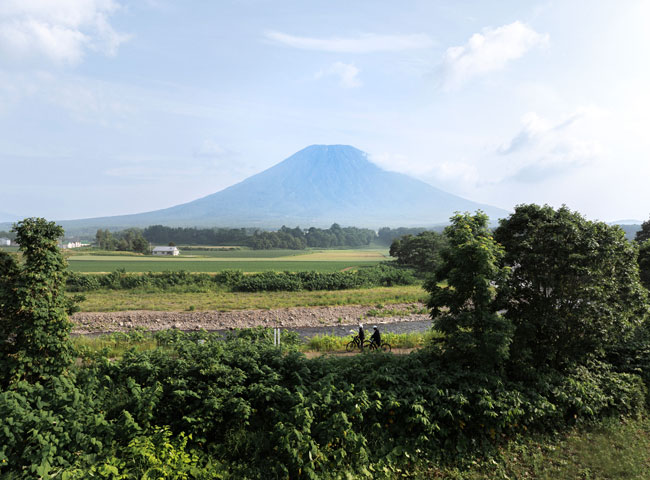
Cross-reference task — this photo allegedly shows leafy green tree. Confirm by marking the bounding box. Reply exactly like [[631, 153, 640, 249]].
[[389, 231, 448, 273], [636, 217, 650, 243], [426, 212, 513, 370], [639, 240, 650, 291], [494, 204, 648, 372], [0, 218, 74, 385]]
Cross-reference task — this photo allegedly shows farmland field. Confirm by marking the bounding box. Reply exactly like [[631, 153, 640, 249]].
[[66, 248, 391, 273]]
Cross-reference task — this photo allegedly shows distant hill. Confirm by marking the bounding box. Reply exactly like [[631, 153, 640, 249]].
[[14, 145, 511, 233], [611, 223, 641, 241], [0, 211, 20, 223]]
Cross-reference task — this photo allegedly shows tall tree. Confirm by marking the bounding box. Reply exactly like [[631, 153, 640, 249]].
[[494, 204, 648, 372], [636, 216, 650, 243], [639, 240, 650, 291], [426, 212, 513, 370], [0, 218, 74, 385]]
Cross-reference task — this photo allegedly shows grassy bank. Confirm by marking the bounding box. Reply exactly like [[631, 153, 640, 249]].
[[305, 330, 440, 351], [431, 415, 650, 479], [76, 284, 428, 311]]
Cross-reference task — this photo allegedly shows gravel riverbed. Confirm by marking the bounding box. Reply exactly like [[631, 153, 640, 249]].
[[71, 303, 431, 336]]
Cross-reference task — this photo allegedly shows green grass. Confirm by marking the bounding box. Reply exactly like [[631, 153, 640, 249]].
[[431, 416, 650, 479], [72, 331, 161, 358], [175, 248, 311, 258], [71, 328, 439, 357], [76, 285, 428, 312], [304, 330, 442, 352], [66, 248, 391, 272]]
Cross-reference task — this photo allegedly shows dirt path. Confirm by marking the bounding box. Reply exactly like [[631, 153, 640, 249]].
[[303, 348, 417, 358], [71, 303, 429, 335]]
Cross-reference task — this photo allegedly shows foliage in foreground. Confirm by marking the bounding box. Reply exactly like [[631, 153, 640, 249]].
[[0, 218, 74, 386], [2, 333, 647, 479]]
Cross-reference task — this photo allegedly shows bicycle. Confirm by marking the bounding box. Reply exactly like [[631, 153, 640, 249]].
[[345, 334, 365, 352], [366, 340, 392, 353]]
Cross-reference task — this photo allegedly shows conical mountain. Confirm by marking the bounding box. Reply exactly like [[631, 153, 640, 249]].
[[56, 145, 509, 231]]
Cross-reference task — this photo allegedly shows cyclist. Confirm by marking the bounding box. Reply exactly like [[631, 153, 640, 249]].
[[370, 325, 381, 348], [358, 323, 365, 349]]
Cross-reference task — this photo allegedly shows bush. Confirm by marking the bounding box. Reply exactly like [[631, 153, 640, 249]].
[[234, 265, 416, 293]]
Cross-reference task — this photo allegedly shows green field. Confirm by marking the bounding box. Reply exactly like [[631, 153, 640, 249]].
[[175, 248, 311, 258], [67, 248, 391, 273]]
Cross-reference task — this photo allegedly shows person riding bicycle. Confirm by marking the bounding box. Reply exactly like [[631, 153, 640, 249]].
[[358, 323, 365, 348], [370, 325, 381, 348]]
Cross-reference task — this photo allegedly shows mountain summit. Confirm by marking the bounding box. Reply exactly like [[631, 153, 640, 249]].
[[56, 145, 509, 230]]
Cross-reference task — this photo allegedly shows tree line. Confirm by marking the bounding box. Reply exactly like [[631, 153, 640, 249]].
[[95, 228, 150, 254], [0, 230, 16, 241], [142, 223, 377, 249]]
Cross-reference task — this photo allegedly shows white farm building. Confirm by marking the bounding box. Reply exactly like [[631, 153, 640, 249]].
[[152, 246, 180, 256]]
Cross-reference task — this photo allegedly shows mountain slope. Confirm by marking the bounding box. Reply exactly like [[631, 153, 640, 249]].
[[56, 145, 509, 230]]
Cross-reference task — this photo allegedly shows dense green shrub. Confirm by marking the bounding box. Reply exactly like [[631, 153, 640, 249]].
[[0, 375, 114, 477], [234, 265, 415, 292], [66, 264, 416, 293], [0, 328, 647, 478], [235, 271, 304, 291], [67, 269, 222, 292], [31, 335, 643, 478]]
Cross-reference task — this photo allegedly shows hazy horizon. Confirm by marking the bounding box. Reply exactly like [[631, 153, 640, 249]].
[[1, 1, 650, 224]]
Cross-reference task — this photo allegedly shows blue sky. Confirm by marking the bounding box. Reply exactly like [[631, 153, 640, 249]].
[[1, 0, 649, 223]]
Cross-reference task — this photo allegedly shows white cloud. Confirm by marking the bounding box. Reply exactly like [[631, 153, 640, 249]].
[[0, 0, 130, 66], [497, 109, 604, 183], [370, 151, 480, 192], [441, 21, 548, 90], [265, 31, 434, 53], [369, 152, 413, 172], [315, 62, 362, 88]]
